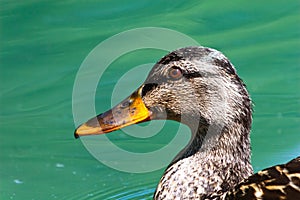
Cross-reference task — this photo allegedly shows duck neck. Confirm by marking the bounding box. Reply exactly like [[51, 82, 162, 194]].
[[155, 119, 253, 199], [173, 118, 252, 167]]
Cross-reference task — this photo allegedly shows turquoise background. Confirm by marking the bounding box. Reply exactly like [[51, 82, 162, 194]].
[[1, 1, 299, 199]]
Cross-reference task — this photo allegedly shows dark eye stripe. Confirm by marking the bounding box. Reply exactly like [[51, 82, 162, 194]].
[[182, 71, 203, 79], [141, 83, 158, 97]]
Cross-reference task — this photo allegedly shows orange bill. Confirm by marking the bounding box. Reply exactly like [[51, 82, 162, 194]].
[[74, 86, 151, 138]]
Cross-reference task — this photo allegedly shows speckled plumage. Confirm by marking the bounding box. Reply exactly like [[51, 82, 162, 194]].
[[142, 47, 253, 199], [138, 47, 300, 199]]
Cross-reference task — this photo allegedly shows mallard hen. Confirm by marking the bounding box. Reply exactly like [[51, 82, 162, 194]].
[[74, 46, 300, 199]]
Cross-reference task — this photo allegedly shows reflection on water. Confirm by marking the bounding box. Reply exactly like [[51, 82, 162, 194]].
[[1, 1, 299, 199]]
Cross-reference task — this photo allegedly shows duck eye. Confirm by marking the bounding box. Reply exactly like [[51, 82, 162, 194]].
[[168, 67, 182, 79]]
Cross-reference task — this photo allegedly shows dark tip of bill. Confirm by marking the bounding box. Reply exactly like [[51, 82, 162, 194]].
[[74, 129, 79, 139]]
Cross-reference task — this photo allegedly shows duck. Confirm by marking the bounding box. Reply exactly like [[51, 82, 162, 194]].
[[74, 46, 300, 199]]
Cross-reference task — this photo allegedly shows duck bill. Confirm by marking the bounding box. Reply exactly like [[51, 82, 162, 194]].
[[74, 86, 151, 138]]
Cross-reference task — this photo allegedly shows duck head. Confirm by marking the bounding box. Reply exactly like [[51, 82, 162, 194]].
[[74, 46, 251, 152]]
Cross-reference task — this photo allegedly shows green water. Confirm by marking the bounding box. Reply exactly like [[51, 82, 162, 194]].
[[1, 1, 299, 199]]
